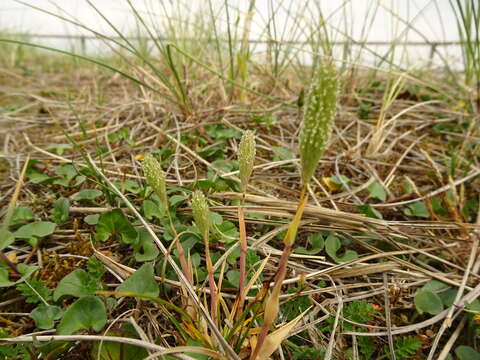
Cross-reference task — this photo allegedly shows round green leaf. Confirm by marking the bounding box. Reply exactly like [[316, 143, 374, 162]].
[[71, 189, 103, 202], [54, 269, 97, 301], [404, 201, 430, 218], [57, 296, 107, 335], [14, 221, 56, 239], [116, 263, 159, 298], [84, 214, 100, 225], [30, 304, 63, 329], [133, 228, 159, 262], [455, 346, 480, 360], [367, 181, 387, 201], [325, 234, 358, 263], [51, 197, 70, 224], [0, 231, 14, 251], [422, 280, 449, 292], [95, 209, 137, 243], [0, 268, 14, 287], [414, 290, 444, 315], [143, 199, 164, 221], [10, 206, 34, 226], [226, 270, 240, 288], [295, 232, 325, 255]]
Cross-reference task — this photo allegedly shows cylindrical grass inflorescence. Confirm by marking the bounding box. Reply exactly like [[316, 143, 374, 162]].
[[238, 130, 256, 193], [299, 62, 338, 186], [191, 190, 210, 239], [142, 154, 168, 209]]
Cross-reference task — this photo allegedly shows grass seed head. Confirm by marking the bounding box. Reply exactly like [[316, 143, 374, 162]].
[[238, 130, 256, 193], [299, 62, 338, 185], [142, 154, 168, 209], [191, 190, 210, 239]]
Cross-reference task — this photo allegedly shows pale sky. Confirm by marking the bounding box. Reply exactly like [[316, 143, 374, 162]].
[[0, 0, 462, 67]]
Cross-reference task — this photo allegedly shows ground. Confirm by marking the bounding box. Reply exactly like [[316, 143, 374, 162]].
[[0, 48, 479, 360]]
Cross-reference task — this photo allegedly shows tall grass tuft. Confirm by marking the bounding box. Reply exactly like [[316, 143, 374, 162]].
[[449, 0, 480, 110], [142, 153, 193, 296]]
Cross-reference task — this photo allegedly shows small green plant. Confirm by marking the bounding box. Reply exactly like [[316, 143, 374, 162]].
[[191, 190, 218, 322], [299, 62, 339, 186], [235, 130, 256, 317], [380, 337, 421, 359], [252, 61, 338, 360], [14, 221, 56, 248], [414, 280, 458, 315], [455, 345, 480, 360], [142, 154, 192, 284]]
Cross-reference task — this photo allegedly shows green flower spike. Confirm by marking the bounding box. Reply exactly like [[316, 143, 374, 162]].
[[299, 62, 338, 185], [238, 130, 256, 193], [142, 154, 168, 209], [191, 190, 210, 239]]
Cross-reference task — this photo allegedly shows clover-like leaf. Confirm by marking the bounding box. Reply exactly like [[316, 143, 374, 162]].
[[84, 214, 100, 225], [357, 204, 383, 219], [10, 206, 34, 227], [0, 231, 14, 251], [295, 233, 325, 255], [325, 234, 357, 263], [57, 295, 107, 335], [226, 270, 240, 288], [30, 304, 63, 329], [54, 269, 97, 301], [51, 197, 70, 224], [95, 209, 137, 243], [71, 189, 103, 202], [0, 268, 14, 287], [143, 199, 164, 220], [421, 280, 449, 292], [272, 146, 294, 162], [14, 221, 56, 239], [27, 162, 52, 184], [414, 290, 443, 315], [47, 143, 73, 155], [216, 220, 239, 243], [133, 228, 159, 262], [169, 194, 188, 208], [404, 201, 430, 218], [114, 180, 142, 194], [53, 164, 77, 187], [116, 263, 159, 298], [367, 181, 387, 201], [456, 346, 480, 360]]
